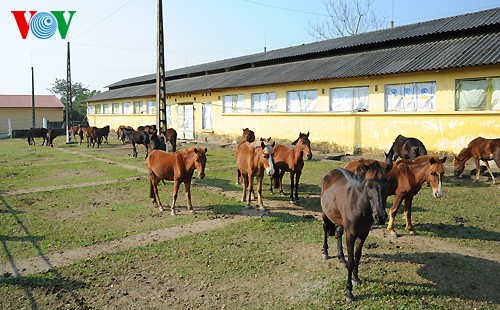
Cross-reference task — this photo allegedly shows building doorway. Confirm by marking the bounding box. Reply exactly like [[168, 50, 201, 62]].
[[177, 104, 194, 140]]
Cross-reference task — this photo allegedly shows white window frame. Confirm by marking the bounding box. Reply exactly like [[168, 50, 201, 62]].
[[103, 103, 112, 114], [166, 105, 172, 125], [122, 102, 132, 114], [456, 77, 500, 111], [134, 101, 144, 114], [251, 92, 277, 113], [202, 102, 213, 130], [286, 90, 318, 112], [147, 101, 156, 114], [112, 103, 120, 114], [330, 86, 369, 112], [223, 94, 244, 113], [385, 82, 436, 112], [87, 105, 95, 115]]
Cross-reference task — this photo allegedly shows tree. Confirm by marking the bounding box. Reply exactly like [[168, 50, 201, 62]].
[[307, 0, 388, 40], [48, 79, 100, 123]]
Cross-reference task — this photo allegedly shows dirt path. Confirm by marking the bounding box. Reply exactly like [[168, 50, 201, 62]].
[[2, 147, 498, 279]]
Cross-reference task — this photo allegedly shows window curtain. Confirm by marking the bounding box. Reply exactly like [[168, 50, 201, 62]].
[[491, 78, 500, 111], [287, 90, 317, 112], [386, 84, 403, 111], [122, 102, 132, 114], [202, 103, 212, 130], [456, 80, 489, 111], [416, 83, 435, 111]]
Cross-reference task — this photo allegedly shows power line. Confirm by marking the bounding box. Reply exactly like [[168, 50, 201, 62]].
[[242, 0, 328, 17]]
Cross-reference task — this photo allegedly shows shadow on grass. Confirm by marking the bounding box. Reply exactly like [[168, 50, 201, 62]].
[[0, 195, 87, 309], [265, 211, 317, 223], [415, 223, 500, 241], [361, 252, 500, 304], [196, 178, 240, 192]]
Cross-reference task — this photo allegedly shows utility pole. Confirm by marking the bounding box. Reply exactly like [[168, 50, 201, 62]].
[[156, 0, 168, 151], [31, 67, 35, 128], [66, 41, 74, 143]]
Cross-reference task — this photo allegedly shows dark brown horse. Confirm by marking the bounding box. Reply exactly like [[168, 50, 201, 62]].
[[164, 128, 178, 152], [147, 148, 207, 216], [453, 136, 500, 184], [236, 140, 275, 210], [81, 126, 97, 147], [27, 127, 48, 146], [69, 125, 84, 145], [385, 134, 427, 162], [46, 129, 58, 147], [345, 155, 447, 236], [321, 161, 391, 303], [270, 132, 313, 202], [242, 128, 255, 142], [117, 125, 134, 144], [148, 129, 167, 153], [122, 128, 149, 158]]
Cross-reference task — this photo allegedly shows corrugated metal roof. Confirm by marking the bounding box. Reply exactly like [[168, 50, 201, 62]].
[[0, 95, 64, 108], [88, 8, 500, 102]]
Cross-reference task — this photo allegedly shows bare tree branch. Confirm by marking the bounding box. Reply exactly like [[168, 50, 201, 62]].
[[307, 0, 388, 39]]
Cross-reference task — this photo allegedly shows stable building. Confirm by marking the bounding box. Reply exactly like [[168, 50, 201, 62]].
[[86, 8, 500, 154], [0, 95, 64, 135]]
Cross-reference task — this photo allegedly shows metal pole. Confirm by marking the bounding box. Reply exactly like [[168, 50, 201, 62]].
[[156, 0, 168, 151], [66, 41, 73, 143], [31, 67, 35, 128]]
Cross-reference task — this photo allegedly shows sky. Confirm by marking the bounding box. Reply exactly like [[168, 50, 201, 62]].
[[0, 0, 499, 96]]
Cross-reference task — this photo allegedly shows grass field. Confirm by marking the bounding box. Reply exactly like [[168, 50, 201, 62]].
[[0, 136, 498, 309]]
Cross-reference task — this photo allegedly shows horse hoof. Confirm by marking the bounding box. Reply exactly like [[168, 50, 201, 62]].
[[389, 230, 399, 238], [344, 291, 355, 303], [258, 206, 267, 211], [408, 230, 416, 235], [171, 210, 177, 216], [190, 210, 196, 215], [322, 254, 329, 261]]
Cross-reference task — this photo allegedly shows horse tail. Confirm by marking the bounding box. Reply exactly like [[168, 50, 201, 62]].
[[273, 167, 280, 188]]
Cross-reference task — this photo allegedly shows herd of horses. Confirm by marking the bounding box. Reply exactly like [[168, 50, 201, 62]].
[[25, 123, 499, 303]]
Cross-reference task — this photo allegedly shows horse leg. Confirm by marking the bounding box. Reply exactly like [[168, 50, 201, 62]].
[[482, 160, 496, 184], [387, 194, 405, 237], [344, 233, 356, 303], [294, 170, 302, 201], [237, 169, 241, 185], [144, 143, 149, 159], [321, 213, 335, 260], [170, 180, 181, 216], [247, 174, 255, 209], [403, 195, 415, 234], [184, 180, 195, 214], [255, 175, 265, 211], [473, 157, 481, 182], [278, 169, 286, 196], [289, 171, 295, 203], [352, 233, 368, 285], [241, 173, 249, 206], [149, 174, 163, 211], [336, 226, 346, 266], [132, 141, 138, 158]]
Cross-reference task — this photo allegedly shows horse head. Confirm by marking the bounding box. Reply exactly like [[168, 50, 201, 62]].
[[427, 156, 447, 198], [363, 161, 392, 225], [193, 147, 207, 179], [296, 132, 313, 160], [453, 149, 468, 177], [260, 140, 275, 177]]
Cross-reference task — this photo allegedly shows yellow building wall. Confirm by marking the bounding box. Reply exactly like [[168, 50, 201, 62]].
[[87, 64, 500, 154], [0, 108, 63, 133]]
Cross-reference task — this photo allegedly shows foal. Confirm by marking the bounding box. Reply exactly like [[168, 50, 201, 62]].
[[321, 161, 391, 303]]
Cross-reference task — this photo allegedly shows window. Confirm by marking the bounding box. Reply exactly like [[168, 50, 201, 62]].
[[112, 103, 120, 114], [456, 77, 500, 111], [122, 102, 132, 114], [166, 105, 172, 125], [96, 104, 103, 114], [251, 92, 277, 113], [223, 94, 244, 113], [147, 100, 156, 114], [134, 101, 144, 114], [385, 82, 436, 112], [103, 103, 112, 114], [287, 90, 318, 112], [87, 105, 95, 115], [330, 86, 369, 112], [202, 102, 213, 130]]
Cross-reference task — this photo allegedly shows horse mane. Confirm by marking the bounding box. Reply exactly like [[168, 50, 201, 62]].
[[364, 162, 389, 181]]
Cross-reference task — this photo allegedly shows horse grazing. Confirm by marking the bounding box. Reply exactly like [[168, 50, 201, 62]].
[[122, 128, 150, 158], [321, 161, 391, 303], [236, 140, 275, 210], [147, 148, 207, 216], [242, 128, 255, 142], [270, 132, 313, 202], [453, 136, 500, 184], [345, 155, 447, 236], [27, 127, 48, 146], [385, 134, 427, 162]]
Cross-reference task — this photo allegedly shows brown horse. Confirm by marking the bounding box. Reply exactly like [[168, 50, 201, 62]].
[[117, 125, 134, 143], [27, 127, 48, 146], [270, 132, 313, 202], [345, 155, 447, 236], [385, 134, 427, 162], [236, 140, 275, 210], [453, 137, 500, 184], [242, 128, 255, 142], [147, 148, 207, 216], [164, 128, 178, 152], [321, 161, 391, 303], [81, 126, 97, 147], [69, 125, 83, 144]]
